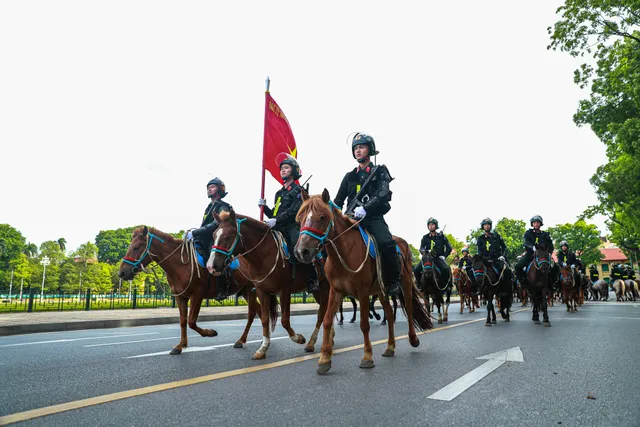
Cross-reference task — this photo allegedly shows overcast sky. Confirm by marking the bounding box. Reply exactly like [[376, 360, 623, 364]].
[[0, 0, 607, 253]]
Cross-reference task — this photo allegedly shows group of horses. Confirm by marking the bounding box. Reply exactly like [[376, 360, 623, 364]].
[[116, 189, 635, 375]]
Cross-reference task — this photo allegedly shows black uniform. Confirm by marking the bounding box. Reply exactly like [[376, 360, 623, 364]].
[[334, 163, 400, 290], [263, 182, 303, 250], [589, 267, 599, 282], [611, 265, 623, 281], [557, 250, 577, 267], [515, 228, 554, 284], [458, 255, 477, 292], [629, 268, 636, 281], [419, 232, 452, 286], [477, 231, 512, 292], [192, 199, 232, 255]]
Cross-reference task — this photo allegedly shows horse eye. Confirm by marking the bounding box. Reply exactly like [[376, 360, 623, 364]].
[[319, 215, 326, 222], [133, 246, 140, 251]]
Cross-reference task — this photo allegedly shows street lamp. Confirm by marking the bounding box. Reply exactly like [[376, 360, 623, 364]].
[[40, 256, 50, 303]]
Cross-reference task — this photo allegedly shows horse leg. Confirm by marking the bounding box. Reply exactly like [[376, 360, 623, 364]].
[[564, 288, 571, 312], [392, 296, 398, 322], [235, 287, 260, 348], [358, 292, 374, 369], [317, 288, 342, 374], [436, 298, 443, 324], [338, 301, 344, 326], [532, 293, 540, 324], [170, 295, 189, 355], [543, 287, 551, 327], [187, 294, 217, 338], [280, 290, 305, 345], [350, 297, 357, 323], [460, 292, 465, 314], [305, 284, 328, 353], [443, 290, 450, 322], [491, 293, 497, 324], [380, 295, 395, 357], [370, 295, 381, 321], [485, 294, 492, 327], [380, 295, 388, 326], [252, 290, 272, 360]]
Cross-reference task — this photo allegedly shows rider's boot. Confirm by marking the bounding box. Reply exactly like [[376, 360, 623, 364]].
[[306, 264, 320, 294], [215, 275, 229, 301], [382, 243, 402, 297]]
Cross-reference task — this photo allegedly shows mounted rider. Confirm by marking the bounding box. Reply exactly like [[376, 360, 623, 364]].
[[259, 154, 319, 293], [476, 217, 512, 292], [333, 133, 401, 297], [187, 177, 232, 300], [589, 264, 599, 282], [611, 263, 623, 282], [458, 247, 477, 293], [419, 218, 452, 287], [556, 240, 581, 285], [514, 215, 555, 287]]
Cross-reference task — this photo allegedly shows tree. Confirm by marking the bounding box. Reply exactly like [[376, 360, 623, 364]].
[[495, 218, 527, 264], [57, 238, 67, 253], [444, 233, 464, 264], [549, 1, 640, 244], [39, 241, 67, 266], [465, 227, 482, 255], [23, 242, 38, 258], [0, 224, 26, 287], [409, 244, 421, 266], [548, 220, 604, 266], [9, 254, 33, 293], [95, 227, 138, 264]]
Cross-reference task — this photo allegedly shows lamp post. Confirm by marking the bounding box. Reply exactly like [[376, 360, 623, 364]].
[[40, 256, 50, 303], [8, 268, 13, 301]]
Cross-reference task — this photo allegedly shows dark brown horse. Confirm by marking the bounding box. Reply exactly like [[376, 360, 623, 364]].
[[526, 245, 551, 326], [471, 255, 511, 326], [206, 210, 330, 360], [559, 265, 579, 312], [294, 190, 432, 375], [452, 267, 476, 314], [418, 252, 452, 323], [118, 226, 260, 354]]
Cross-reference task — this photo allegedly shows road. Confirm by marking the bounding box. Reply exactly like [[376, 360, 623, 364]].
[[1, 297, 639, 426]]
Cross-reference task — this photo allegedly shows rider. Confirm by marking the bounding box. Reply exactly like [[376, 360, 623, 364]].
[[187, 177, 232, 300], [458, 247, 477, 293], [556, 240, 580, 284], [589, 264, 599, 282], [419, 218, 452, 287], [333, 133, 401, 297], [514, 215, 554, 287], [611, 263, 623, 282], [259, 154, 319, 293], [476, 217, 512, 293]]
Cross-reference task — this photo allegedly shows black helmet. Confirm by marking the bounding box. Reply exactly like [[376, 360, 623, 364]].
[[461, 247, 469, 254], [278, 154, 302, 181], [559, 240, 569, 248], [427, 217, 439, 228], [351, 133, 378, 161], [206, 177, 227, 199], [481, 217, 493, 229], [530, 215, 543, 226]]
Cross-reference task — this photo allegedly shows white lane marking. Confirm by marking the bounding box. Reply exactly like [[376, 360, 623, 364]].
[[83, 336, 200, 348], [428, 347, 524, 402], [0, 332, 159, 348], [558, 316, 640, 321], [126, 336, 289, 359]]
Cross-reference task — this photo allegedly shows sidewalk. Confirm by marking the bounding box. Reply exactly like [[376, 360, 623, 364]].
[[0, 298, 461, 336]]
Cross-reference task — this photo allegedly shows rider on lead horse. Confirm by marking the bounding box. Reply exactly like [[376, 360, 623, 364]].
[[187, 177, 232, 300], [420, 218, 452, 287], [514, 215, 554, 287], [333, 133, 401, 297], [259, 154, 319, 293], [476, 217, 512, 292]]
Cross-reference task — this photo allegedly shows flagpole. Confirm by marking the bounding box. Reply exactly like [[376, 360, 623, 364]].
[[260, 76, 270, 221]]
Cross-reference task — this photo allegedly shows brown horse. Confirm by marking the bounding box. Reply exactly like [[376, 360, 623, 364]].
[[526, 245, 552, 326], [452, 267, 476, 314], [559, 266, 579, 312], [294, 190, 432, 375], [206, 210, 330, 360], [118, 226, 260, 355]]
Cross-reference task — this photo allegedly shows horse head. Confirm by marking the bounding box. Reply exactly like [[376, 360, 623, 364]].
[[295, 188, 335, 264], [420, 251, 436, 279], [118, 226, 159, 280], [206, 209, 241, 275], [559, 265, 573, 285], [471, 254, 486, 283], [533, 244, 551, 273]]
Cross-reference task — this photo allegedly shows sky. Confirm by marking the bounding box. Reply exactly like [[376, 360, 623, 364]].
[[0, 0, 608, 253]]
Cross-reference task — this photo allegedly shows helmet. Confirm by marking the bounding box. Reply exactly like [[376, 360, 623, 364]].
[[461, 247, 469, 254], [351, 133, 378, 161], [480, 218, 493, 229], [530, 215, 543, 226], [427, 217, 439, 228], [277, 153, 302, 181], [206, 177, 228, 199], [559, 240, 568, 248]]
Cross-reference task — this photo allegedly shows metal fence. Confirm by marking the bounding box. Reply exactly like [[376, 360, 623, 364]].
[[0, 289, 318, 313]]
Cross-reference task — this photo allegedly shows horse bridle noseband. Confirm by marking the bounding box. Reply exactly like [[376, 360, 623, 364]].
[[122, 232, 165, 272]]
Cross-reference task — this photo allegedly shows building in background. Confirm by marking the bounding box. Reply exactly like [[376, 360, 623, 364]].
[[597, 237, 637, 283]]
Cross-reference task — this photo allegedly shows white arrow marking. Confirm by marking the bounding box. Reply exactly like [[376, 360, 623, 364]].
[[428, 347, 524, 401]]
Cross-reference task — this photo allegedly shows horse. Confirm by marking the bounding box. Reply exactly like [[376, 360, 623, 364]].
[[419, 252, 452, 324], [294, 190, 432, 374], [338, 297, 358, 325], [559, 265, 579, 312], [452, 267, 476, 314], [526, 245, 552, 326], [514, 277, 529, 306], [370, 294, 399, 325], [625, 280, 639, 301], [612, 279, 626, 301], [471, 255, 511, 326], [206, 210, 330, 360], [118, 226, 260, 355], [591, 280, 609, 301]]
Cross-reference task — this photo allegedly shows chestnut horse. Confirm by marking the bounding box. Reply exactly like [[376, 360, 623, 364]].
[[118, 226, 259, 355], [452, 267, 476, 314], [206, 210, 330, 360], [526, 245, 552, 326], [294, 190, 432, 375], [559, 265, 579, 312]]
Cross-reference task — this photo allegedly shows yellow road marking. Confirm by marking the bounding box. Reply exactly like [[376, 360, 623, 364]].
[[0, 308, 528, 426]]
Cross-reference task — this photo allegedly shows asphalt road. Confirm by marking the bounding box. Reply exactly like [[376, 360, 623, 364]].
[[1, 296, 639, 427]]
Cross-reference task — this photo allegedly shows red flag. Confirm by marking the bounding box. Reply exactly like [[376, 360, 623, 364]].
[[263, 92, 297, 182]]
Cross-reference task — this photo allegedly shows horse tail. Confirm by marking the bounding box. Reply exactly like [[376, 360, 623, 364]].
[[398, 279, 433, 331], [268, 294, 279, 333]]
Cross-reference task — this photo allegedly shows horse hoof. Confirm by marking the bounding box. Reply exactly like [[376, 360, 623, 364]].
[[360, 359, 375, 369], [409, 336, 420, 348], [304, 345, 315, 353], [491, 320, 497, 324], [207, 329, 218, 337], [338, 321, 343, 326], [297, 335, 307, 344], [485, 322, 491, 327], [374, 313, 381, 321], [534, 320, 541, 325], [544, 322, 551, 327], [252, 352, 266, 360], [459, 310, 463, 314], [169, 347, 182, 355], [382, 348, 395, 357], [443, 317, 448, 322], [233, 341, 244, 349], [437, 319, 443, 324], [317, 362, 332, 375], [504, 318, 510, 322], [381, 320, 387, 326], [349, 319, 356, 323]]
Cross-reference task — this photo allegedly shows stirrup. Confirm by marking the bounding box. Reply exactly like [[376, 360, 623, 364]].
[[386, 281, 401, 296]]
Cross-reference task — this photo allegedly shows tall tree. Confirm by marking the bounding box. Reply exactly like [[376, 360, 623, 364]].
[[0, 224, 26, 286], [95, 227, 138, 264], [548, 220, 604, 266], [23, 242, 38, 258], [444, 233, 464, 264], [495, 218, 527, 264], [57, 238, 67, 253]]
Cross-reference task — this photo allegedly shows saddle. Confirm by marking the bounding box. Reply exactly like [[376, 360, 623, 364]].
[[357, 225, 401, 259]]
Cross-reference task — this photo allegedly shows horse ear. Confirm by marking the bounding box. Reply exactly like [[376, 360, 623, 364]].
[[213, 212, 221, 223], [229, 209, 236, 223], [301, 188, 309, 202], [142, 226, 149, 236], [322, 188, 330, 203]]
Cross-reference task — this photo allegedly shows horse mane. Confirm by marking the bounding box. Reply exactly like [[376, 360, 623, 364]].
[[132, 227, 180, 244], [296, 195, 356, 225]]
